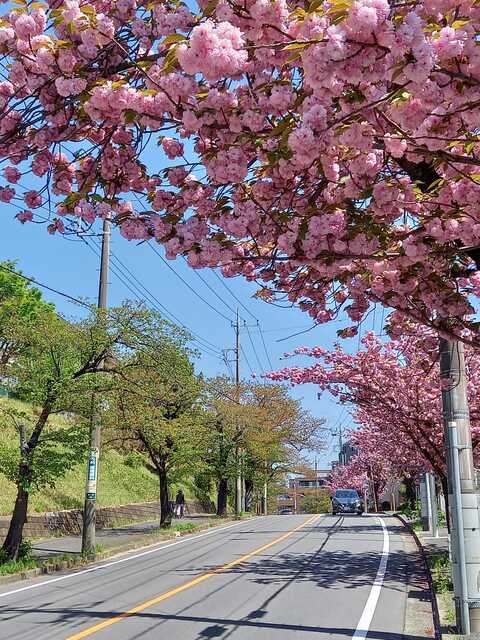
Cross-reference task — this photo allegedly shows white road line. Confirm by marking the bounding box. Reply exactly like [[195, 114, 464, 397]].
[[353, 516, 390, 639], [0, 518, 258, 600]]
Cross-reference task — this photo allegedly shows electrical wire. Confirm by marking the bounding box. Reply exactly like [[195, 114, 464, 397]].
[[244, 321, 265, 374], [210, 269, 259, 322], [0, 263, 92, 309], [240, 344, 255, 377], [258, 324, 274, 370], [83, 237, 223, 359], [148, 243, 234, 323], [181, 257, 237, 317]]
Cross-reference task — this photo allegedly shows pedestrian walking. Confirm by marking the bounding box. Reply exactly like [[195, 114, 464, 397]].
[[175, 489, 185, 518]]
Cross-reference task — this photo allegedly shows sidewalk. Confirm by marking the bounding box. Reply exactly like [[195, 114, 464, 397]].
[[31, 515, 215, 559], [415, 525, 449, 554], [397, 516, 453, 638]]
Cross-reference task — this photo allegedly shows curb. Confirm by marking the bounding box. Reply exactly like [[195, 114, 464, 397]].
[[395, 513, 442, 640], [0, 515, 257, 588]]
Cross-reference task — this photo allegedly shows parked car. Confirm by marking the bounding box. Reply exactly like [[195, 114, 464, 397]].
[[331, 489, 363, 515], [279, 508, 294, 515]]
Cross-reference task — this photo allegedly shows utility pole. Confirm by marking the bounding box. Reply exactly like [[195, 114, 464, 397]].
[[234, 308, 243, 516], [314, 458, 319, 513], [420, 473, 431, 531], [440, 337, 480, 635], [338, 426, 344, 464], [82, 216, 110, 556], [428, 473, 439, 539]]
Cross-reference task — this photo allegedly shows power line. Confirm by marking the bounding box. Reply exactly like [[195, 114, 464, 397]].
[[210, 269, 259, 322], [181, 258, 237, 317], [244, 321, 265, 374], [149, 243, 234, 323], [83, 237, 223, 359], [240, 344, 254, 377], [258, 324, 274, 370], [0, 263, 92, 309]]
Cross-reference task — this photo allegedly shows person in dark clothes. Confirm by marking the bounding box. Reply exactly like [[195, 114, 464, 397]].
[[175, 490, 185, 518]]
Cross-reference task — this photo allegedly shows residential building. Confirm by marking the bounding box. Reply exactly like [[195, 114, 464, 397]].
[[277, 469, 331, 513]]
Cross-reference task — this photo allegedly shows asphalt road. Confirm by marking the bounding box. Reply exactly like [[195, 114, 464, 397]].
[[0, 514, 416, 639]]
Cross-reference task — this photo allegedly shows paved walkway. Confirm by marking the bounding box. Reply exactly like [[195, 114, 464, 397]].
[[31, 515, 215, 559], [412, 523, 449, 556]]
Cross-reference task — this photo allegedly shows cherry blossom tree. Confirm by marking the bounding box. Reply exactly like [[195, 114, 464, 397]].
[[267, 328, 480, 499], [1, 0, 480, 340]]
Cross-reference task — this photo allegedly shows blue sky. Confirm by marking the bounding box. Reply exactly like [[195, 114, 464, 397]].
[[0, 209, 373, 468]]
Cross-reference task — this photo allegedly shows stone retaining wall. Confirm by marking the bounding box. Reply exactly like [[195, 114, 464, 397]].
[[0, 499, 214, 540]]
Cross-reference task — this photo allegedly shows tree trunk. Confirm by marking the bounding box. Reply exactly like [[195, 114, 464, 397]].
[[403, 477, 416, 509], [2, 481, 29, 562], [244, 479, 253, 512], [158, 465, 171, 528], [372, 480, 379, 512], [217, 477, 228, 517]]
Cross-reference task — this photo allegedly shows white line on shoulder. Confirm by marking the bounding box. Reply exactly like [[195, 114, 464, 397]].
[[353, 516, 390, 639], [0, 518, 253, 600]]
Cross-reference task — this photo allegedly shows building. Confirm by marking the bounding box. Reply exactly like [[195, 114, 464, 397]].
[[277, 469, 331, 513]]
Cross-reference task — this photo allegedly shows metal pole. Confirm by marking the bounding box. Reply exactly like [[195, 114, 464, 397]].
[[440, 337, 480, 634], [421, 473, 431, 531], [263, 481, 268, 515], [82, 215, 110, 556], [428, 473, 439, 538], [450, 423, 471, 636]]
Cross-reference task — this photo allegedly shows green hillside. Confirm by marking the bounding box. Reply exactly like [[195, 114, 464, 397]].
[[0, 398, 163, 514]]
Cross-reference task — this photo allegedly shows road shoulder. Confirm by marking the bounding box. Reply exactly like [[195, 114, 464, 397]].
[[400, 522, 438, 639], [0, 515, 257, 590]]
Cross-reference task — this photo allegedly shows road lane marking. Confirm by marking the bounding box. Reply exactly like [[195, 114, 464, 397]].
[[65, 514, 320, 640], [353, 516, 390, 639], [0, 519, 255, 600]]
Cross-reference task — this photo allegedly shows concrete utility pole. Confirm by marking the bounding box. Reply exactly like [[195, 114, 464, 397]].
[[427, 472, 439, 539], [440, 337, 480, 634], [420, 474, 428, 530], [82, 216, 110, 556], [235, 309, 243, 516]]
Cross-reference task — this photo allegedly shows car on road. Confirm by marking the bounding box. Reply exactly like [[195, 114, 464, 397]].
[[279, 508, 294, 515], [331, 489, 363, 515]]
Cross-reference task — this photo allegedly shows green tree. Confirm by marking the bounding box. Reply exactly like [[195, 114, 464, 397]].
[[202, 379, 326, 516], [107, 327, 204, 527], [0, 261, 54, 368], [0, 303, 159, 561], [301, 492, 331, 514]]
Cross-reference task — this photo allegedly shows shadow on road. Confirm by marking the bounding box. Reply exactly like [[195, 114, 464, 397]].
[[0, 517, 427, 640], [0, 607, 431, 640]]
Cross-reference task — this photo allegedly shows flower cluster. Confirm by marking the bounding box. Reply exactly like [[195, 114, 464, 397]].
[[1, 0, 480, 341]]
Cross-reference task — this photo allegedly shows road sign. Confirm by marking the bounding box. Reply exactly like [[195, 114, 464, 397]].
[[86, 447, 99, 501]]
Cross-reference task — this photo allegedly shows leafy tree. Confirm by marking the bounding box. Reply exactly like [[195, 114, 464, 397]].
[[0, 261, 54, 368], [0, 303, 161, 561], [203, 379, 325, 516], [106, 327, 204, 527], [301, 492, 331, 515]]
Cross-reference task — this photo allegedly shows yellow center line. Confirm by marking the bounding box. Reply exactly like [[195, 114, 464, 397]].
[[65, 514, 320, 640]]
